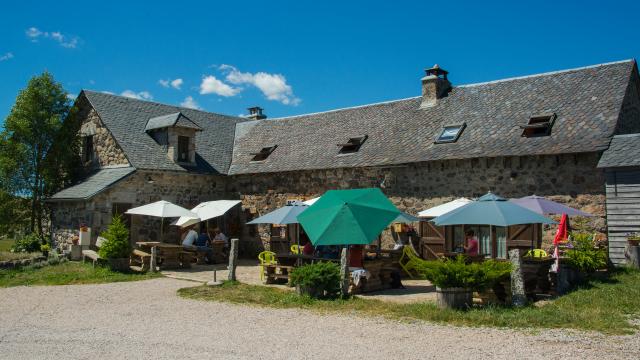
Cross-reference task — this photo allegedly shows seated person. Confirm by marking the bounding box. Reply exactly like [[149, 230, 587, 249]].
[[463, 230, 479, 256], [181, 226, 198, 247], [212, 228, 229, 248], [195, 230, 210, 247], [302, 241, 314, 256]]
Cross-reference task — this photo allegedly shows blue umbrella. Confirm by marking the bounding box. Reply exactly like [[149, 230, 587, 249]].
[[510, 195, 594, 217], [247, 203, 308, 225], [433, 192, 556, 226], [394, 212, 421, 223]]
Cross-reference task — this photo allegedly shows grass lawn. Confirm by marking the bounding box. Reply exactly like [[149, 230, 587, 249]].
[[0, 238, 40, 261], [0, 261, 162, 287], [179, 269, 640, 335]]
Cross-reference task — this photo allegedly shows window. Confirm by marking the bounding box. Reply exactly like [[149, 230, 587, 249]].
[[338, 135, 368, 154], [521, 113, 556, 137], [251, 145, 277, 162], [435, 123, 466, 143], [82, 136, 94, 163], [178, 136, 190, 162]]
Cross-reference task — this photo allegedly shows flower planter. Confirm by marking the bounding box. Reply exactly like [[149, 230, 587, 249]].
[[295, 285, 320, 298], [436, 287, 473, 309], [107, 258, 130, 272]]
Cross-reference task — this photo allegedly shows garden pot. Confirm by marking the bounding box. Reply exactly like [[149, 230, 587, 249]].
[[436, 287, 473, 309], [295, 285, 320, 298], [107, 258, 130, 272]]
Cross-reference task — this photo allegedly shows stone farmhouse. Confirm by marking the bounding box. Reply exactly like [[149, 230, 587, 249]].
[[49, 60, 640, 265]]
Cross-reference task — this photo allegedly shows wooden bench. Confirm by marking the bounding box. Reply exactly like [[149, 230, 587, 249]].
[[129, 249, 152, 272], [82, 236, 106, 268]]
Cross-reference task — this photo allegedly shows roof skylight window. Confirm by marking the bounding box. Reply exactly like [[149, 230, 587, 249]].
[[251, 145, 277, 162], [521, 113, 556, 137], [435, 123, 466, 143], [338, 135, 368, 154]]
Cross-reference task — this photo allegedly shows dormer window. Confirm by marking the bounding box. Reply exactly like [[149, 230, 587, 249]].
[[521, 113, 556, 137], [435, 123, 466, 143], [338, 135, 368, 154], [251, 145, 277, 162], [145, 112, 202, 164], [178, 136, 189, 162]]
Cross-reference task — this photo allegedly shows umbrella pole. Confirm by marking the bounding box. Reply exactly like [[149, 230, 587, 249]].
[[297, 224, 301, 267], [160, 217, 164, 243]]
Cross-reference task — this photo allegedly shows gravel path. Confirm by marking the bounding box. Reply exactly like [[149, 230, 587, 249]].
[[0, 278, 637, 359]]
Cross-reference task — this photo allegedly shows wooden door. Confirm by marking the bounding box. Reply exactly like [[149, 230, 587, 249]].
[[419, 220, 445, 259]]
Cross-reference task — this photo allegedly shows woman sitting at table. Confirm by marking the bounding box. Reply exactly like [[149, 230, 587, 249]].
[[463, 230, 479, 256], [182, 226, 198, 247], [302, 240, 314, 256], [349, 245, 364, 268]]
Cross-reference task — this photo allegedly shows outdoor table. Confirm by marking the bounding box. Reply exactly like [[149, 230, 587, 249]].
[[136, 242, 189, 270]]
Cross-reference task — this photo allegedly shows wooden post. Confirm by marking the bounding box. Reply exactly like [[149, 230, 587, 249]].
[[227, 238, 239, 281], [150, 246, 157, 273], [340, 247, 350, 297], [509, 249, 527, 307]]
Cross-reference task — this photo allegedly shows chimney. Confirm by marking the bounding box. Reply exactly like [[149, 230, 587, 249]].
[[420, 64, 451, 108], [247, 106, 267, 120]]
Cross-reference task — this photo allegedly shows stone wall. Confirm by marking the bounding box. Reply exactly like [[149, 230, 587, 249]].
[[229, 152, 607, 253], [78, 100, 129, 169], [51, 170, 228, 248]]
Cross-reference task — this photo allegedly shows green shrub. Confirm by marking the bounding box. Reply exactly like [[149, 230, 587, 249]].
[[565, 232, 607, 273], [10, 234, 41, 253], [40, 244, 50, 252], [416, 256, 512, 291], [98, 215, 131, 259], [290, 262, 341, 299]]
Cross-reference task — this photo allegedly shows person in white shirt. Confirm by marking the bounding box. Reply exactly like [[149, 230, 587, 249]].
[[182, 226, 198, 247]]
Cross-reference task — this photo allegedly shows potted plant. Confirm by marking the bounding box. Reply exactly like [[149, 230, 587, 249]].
[[627, 233, 640, 247], [98, 215, 131, 272], [417, 256, 511, 309], [563, 232, 607, 284], [290, 262, 341, 299], [40, 244, 50, 258]]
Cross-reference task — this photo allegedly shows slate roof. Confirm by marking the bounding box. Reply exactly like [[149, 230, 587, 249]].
[[229, 60, 636, 175], [597, 133, 640, 168], [145, 112, 202, 132], [49, 167, 136, 200], [83, 91, 247, 174]]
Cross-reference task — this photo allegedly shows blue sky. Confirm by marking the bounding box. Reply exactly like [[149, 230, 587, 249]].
[[1, 0, 639, 124]]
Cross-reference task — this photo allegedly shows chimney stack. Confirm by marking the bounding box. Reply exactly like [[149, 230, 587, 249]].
[[246, 106, 267, 120], [420, 64, 451, 108]]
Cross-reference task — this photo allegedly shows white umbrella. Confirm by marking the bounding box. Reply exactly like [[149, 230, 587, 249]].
[[173, 200, 242, 228], [303, 197, 320, 206], [126, 200, 197, 242], [418, 198, 472, 218]]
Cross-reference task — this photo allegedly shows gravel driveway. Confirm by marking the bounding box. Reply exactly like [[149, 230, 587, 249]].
[[0, 278, 637, 359]]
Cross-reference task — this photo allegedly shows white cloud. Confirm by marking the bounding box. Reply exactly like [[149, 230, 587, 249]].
[[25, 27, 79, 48], [219, 64, 300, 105], [66, 93, 77, 101], [180, 96, 202, 110], [199, 75, 240, 97], [159, 78, 183, 90], [170, 78, 183, 90], [120, 90, 153, 101], [0, 52, 13, 61]]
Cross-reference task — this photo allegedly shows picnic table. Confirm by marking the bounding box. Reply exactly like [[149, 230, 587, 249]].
[[135, 242, 192, 270]]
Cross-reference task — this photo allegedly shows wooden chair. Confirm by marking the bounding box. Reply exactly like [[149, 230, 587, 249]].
[[398, 245, 426, 278], [82, 236, 106, 268], [258, 251, 277, 282], [524, 249, 548, 258], [290, 245, 302, 254]]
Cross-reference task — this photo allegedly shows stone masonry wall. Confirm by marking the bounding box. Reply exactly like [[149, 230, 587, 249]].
[[617, 69, 640, 134], [52, 170, 227, 248], [229, 153, 606, 254], [79, 105, 129, 169]]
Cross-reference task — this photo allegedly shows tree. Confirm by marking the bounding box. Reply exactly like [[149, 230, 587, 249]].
[[0, 72, 80, 240]]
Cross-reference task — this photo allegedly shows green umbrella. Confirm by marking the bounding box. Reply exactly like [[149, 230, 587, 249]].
[[297, 188, 401, 246]]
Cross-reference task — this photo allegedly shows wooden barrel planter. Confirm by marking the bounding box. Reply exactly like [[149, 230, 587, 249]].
[[436, 287, 473, 309], [296, 285, 320, 298]]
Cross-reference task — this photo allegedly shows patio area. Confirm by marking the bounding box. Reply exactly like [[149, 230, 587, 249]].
[[160, 259, 437, 303]]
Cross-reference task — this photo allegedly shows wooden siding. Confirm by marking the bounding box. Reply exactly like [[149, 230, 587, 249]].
[[605, 168, 640, 265]]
